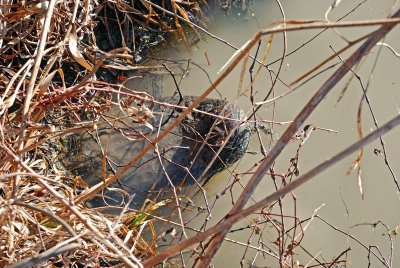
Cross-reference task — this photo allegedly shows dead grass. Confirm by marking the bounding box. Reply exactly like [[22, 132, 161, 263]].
[[0, 0, 207, 266], [2, 0, 400, 267]]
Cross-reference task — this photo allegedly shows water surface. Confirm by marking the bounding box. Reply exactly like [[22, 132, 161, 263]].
[[126, 1, 400, 266]]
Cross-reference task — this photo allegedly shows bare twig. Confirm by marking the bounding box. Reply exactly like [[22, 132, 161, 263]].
[[194, 9, 400, 265], [145, 10, 400, 265], [143, 112, 400, 267], [7, 243, 81, 268], [74, 31, 262, 204]]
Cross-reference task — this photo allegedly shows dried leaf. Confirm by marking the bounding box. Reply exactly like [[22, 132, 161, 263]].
[[68, 27, 93, 71], [37, 69, 58, 99]]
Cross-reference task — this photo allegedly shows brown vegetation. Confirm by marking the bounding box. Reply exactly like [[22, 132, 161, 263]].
[[1, 0, 400, 267]]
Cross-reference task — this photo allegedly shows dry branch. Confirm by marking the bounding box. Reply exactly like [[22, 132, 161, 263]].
[[143, 98, 400, 267], [144, 8, 400, 266], [2, 0, 400, 266], [74, 31, 262, 204]]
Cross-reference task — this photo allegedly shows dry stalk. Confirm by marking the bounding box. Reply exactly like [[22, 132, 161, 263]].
[[2, 0, 400, 266], [144, 8, 400, 266], [1, 0, 210, 265], [74, 31, 262, 204], [144, 101, 400, 268]]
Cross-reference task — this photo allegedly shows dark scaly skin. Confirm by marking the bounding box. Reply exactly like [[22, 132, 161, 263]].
[[68, 96, 251, 209], [164, 96, 251, 185]]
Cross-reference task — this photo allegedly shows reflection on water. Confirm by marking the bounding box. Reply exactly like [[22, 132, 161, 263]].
[[125, 0, 400, 266]]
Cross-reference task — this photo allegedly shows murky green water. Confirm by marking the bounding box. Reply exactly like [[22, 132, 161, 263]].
[[123, 0, 400, 266]]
